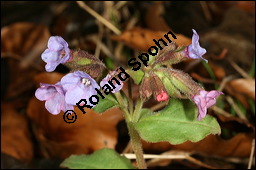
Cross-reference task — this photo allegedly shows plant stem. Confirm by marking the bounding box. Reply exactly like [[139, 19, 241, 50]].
[[114, 93, 146, 168], [133, 97, 143, 122], [114, 92, 131, 121], [128, 79, 134, 114], [127, 122, 147, 169]]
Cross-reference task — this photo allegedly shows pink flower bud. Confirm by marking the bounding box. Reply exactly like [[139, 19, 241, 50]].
[[156, 91, 169, 102]]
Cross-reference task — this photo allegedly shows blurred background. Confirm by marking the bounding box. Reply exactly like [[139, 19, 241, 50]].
[[1, 1, 255, 169]]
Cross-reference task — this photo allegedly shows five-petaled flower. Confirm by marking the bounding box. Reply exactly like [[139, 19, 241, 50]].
[[185, 29, 207, 63], [35, 82, 73, 115], [41, 36, 71, 72], [192, 90, 223, 121], [61, 71, 100, 106], [100, 71, 124, 93]]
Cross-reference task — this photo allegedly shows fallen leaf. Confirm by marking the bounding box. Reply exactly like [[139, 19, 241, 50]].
[[236, 1, 255, 13], [143, 133, 253, 158], [1, 103, 34, 162], [145, 2, 170, 31], [225, 78, 255, 107], [1, 22, 50, 68], [1, 22, 50, 103], [27, 72, 124, 159], [209, 62, 226, 80], [111, 27, 191, 52]]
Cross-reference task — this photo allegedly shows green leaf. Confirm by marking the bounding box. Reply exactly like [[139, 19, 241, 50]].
[[60, 148, 135, 169], [126, 69, 144, 84], [135, 98, 221, 144], [93, 94, 119, 113]]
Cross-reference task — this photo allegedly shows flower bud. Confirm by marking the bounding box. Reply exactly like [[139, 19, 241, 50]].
[[139, 72, 168, 102], [139, 74, 152, 101], [164, 68, 203, 97], [150, 72, 167, 101], [156, 91, 169, 102], [64, 50, 106, 78], [153, 42, 187, 66], [153, 70, 181, 98]]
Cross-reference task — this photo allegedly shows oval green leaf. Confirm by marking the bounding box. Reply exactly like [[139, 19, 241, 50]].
[[93, 94, 119, 113], [60, 148, 135, 169], [135, 98, 221, 144]]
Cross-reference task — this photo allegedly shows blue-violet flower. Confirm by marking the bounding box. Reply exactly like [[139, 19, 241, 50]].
[[61, 71, 100, 106], [100, 71, 123, 93], [35, 82, 73, 115], [41, 36, 71, 72], [185, 29, 207, 63]]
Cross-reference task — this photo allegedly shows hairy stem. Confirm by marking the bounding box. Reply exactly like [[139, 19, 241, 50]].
[[115, 93, 146, 168], [133, 97, 143, 122], [114, 92, 131, 121], [128, 79, 134, 114], [127, 122, 147, 169]]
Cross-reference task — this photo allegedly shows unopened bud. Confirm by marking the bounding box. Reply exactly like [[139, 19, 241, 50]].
[[153, 42, 187, 66], [139, 74, 152, 101], [64, 50, 106, 77]]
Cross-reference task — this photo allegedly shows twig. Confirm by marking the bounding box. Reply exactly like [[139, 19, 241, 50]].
[[1, 52, 43, 71], [186, 155, 216, 169], [115, 1, 128, 10], [191, 72, 216, 84], [211, 105, 232, 118], [122, 141, 132, 154], [76, 1, 121, 35], [94, 21, 104, 58], [122, 153, 187, 160], [86, 35, 115, 59], [248, 138, 255, 169], [229, 59, 251, 79], [200, 1, 212, 22], [123, 151, 216, 169], [226, 96, 248, 121], [86, 35, 125, 67], [217, 75, 236, 92]]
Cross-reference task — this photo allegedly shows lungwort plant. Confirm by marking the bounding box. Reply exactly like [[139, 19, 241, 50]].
[[36, 29, 222, 169]]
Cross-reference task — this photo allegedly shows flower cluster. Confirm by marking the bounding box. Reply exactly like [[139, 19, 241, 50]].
[[137, 29, 223, 121], [36, 36, 122, 115], [37, 29, 223, 121]]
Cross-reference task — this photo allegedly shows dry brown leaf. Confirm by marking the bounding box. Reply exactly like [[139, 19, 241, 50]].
[[27, 72, 124, 159], [111, 27, 191, 52], [143, 133, 253, 158], [225, 78, 255, 107], [1, 103, 34, 162], [236, 1, 255, 13], [145, 2, 170, 31], [209, 62, 226, 80], [1, 22, 50, 68], [1, 22, 50, 102]]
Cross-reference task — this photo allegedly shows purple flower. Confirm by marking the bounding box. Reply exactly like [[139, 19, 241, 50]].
[[41, 36, 71, 72], [192, 90, 223, 121], [35, 82, 73, 115], [186, 29, 207, 63], [61, 71, 100, 106], [100, 71, 123, 93]]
